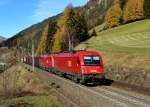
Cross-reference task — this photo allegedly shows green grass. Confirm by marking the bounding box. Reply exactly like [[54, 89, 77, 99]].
[[87, 19, 150, 53], [75, 19, 150, 70], [0, 96, 60, 107]]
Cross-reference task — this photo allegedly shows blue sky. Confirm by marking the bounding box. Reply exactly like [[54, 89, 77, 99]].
[[0, 0, 88, 38]]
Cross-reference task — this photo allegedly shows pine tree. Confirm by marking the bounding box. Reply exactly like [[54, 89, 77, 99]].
[[123, 0, 144, 23], [105, 0, 122, 28]]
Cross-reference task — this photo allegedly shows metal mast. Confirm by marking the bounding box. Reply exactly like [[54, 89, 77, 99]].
[[32, 40, 35, 72]]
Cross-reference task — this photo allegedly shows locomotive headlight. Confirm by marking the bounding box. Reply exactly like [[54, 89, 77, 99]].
[[81, 66, 85, 72]]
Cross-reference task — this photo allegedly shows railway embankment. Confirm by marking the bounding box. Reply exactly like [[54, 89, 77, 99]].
[[0, 63, 65, 107], [24, 63, 150, 107], [75, 20, 150, 89], [105, 66, 150, 88]]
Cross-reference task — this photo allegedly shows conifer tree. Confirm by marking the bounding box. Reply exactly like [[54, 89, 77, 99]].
[[52, 5, 88, 52], [91, 29, 97, 37], [105, 0, 122, 28], [74, 10, 89, 41], [123, 0, 144, 23], [45, 20, 57, 53], [52, 27, 65, 52], [52, 6, 74, 52], [144, 0, 150, 18], [36, 25, 49, 55]]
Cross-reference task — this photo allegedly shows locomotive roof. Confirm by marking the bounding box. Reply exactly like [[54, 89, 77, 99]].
[[54, 51, 100, 57]]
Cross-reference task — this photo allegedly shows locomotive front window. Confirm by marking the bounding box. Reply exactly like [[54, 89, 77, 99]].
[[83, 56, 100, 66]]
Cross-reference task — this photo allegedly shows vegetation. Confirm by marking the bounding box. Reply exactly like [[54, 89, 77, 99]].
[[105, 0, 122, 28], [105, 0, 145, 28], [90, 29, 97, 37], [123, 0, 144, 23], [76, 19, 150, 70], [2, 0, 114, 51], [45, 21, 57, 53], [2, 0, 150, 54], [52, 5, 88, 52], [0, 96, 60, 107], [36, 20, 57, 55], [82, 0, 113, 29], [36, 25, 49, 55], [144, 0, 150, 18]]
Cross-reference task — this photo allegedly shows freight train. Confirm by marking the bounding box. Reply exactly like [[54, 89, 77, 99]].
[[23, 51, 105, 84]]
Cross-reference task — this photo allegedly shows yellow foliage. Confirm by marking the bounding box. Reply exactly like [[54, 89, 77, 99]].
[[52, 28, 64, 53], [52, 6, 75, 52], [105, 1, 122, 28], [123, 0, 144, 23], [36, 25, 49, 55]]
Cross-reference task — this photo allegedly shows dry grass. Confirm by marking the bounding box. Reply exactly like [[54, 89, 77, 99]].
[[0, 63, 50, 98], [0, 63, 65, 107]]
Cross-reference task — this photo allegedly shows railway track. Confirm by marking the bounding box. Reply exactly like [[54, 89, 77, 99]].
[[90, 86, 150, 107], [24, 63, 150, 107]]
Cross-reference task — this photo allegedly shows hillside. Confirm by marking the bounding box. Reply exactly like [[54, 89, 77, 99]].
[[0, 36, 6, 43], [75, 19, 150, 86], [76, 19, 150, 64], [86, 19, 150, 53], [81, 0, 113, 28], [2, 0, 150, 53], [3, 0, 113, 51], [3, 15, 59, 51]]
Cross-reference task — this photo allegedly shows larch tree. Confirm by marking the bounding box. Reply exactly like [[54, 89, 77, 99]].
[[105, 0, 122, 28], [123, 0, 144, 23], [45, 20, 57, 53], [36, 25, 49, 55], [52, 5, 88, 52], [52, 27, 65, 53]]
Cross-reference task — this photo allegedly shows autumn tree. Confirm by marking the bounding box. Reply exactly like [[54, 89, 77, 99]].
[[105, 0, 122, 28], [52, 27, 64, 52], [73, 10, 89, 42], [52, 5, 88, 52], [36, 25, 49, 55], [45, 20, 57, 53], [52, 6, 74, 52], [123, 0, 144, 23]]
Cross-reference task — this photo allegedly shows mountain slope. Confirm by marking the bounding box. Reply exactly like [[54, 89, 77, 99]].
[[3, 0, 113, 50], [0, 36, 6, 43], [75, 19, 150, 69], [82, 0, 113, 29], [85, 19, 150, 53], [3, 0, 150, 51], [75, 19, 150, 87]]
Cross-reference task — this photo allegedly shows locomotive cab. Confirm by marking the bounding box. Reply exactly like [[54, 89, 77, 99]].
[[77, 51, 105, 83]]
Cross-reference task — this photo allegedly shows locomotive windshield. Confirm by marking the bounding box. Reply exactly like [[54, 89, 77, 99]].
[[83, 56, 100, 66]]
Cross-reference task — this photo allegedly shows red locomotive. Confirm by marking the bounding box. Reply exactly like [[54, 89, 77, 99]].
[[24, 51, 105, 84]]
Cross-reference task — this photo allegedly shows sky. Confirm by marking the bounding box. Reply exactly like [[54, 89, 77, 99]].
[[0, 0, 88, 38]]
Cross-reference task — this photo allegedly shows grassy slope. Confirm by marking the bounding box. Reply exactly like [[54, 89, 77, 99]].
[[76, 19, 150, 70], [0, 62, 64, 107], [0, 96, 59, 107]]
